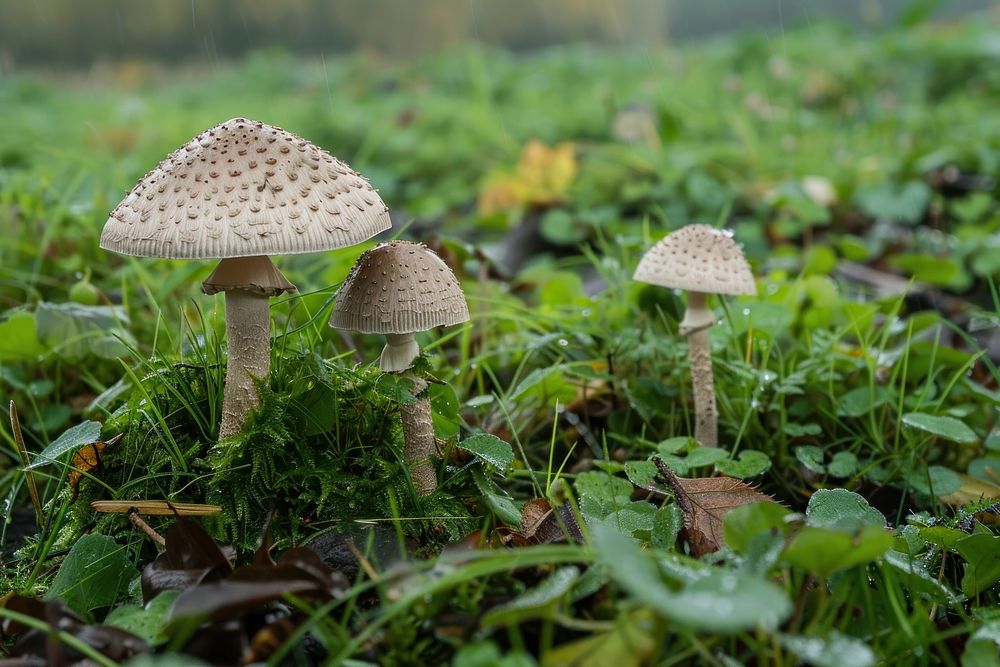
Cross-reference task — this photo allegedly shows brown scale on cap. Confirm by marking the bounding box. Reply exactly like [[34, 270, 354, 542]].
[[330, 241, 470, 335], [633, 224, 756, 296], [100, 118, 391, 259]]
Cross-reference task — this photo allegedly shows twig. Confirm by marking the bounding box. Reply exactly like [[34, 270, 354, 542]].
[[9, 401, 43, 526], [128, 508, 166, 546], [344, 538, 380, 582]]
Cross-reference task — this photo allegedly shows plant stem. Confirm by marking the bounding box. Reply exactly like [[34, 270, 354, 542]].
[[399, 376, 437, 495], [219, 289, 270, 439]]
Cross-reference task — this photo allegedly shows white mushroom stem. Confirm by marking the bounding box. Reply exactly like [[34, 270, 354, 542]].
[[399, 376, 438, 495], [204, 256, 296, 441], [679, 291, 719, 448], [380, 333, 420, 373], [219, 289, 270, 439]]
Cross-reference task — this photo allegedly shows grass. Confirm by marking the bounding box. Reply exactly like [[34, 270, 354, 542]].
[[1, 11, 1000, 666]]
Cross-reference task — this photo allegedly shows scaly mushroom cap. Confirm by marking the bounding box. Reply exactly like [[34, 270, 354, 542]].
[[634, 224, 756, 295], [330, 241, 470, 335], [100, 118, 391, 259]]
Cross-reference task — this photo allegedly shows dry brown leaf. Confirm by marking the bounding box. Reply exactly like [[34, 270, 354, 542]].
[[496, 498, 584, 547], [655, 457, 774, 557]]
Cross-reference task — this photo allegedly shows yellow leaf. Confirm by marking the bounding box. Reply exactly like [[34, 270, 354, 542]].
[[940, 473, 1000, 506]]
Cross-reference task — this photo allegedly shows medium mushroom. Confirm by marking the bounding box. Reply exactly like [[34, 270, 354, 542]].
[[329, 241, 469, 495], [101, 118, 391, 440], [634, 224, 756, 447]]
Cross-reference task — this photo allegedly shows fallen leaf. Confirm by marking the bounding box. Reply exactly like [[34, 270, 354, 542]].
[[654, 457, 775, 556], [496, 499, 584, 547], [68, 434, 123, 500]]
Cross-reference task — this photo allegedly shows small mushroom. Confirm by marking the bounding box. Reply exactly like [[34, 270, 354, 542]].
[[330, 241, 470, 495], [101, 118, 391, 440], [634, 224, 756, 447]]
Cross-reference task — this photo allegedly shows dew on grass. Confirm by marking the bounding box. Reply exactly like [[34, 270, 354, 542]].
[[742, 307, 751, 316], [558, 338, 568, 347]]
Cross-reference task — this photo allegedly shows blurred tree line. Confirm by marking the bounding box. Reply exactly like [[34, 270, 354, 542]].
[[1, 0, 994, 67], [0, 0, 669, 66]]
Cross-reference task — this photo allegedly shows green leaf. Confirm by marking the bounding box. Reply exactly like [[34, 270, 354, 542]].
[[881, 550, 960, 605], [651, 504, 684, 549], [459, 433, 515, 471], [591, 523, 791, 632], [855, 180, 931, 225], [902, 413, 978, 444], [471, 465, 522, 528], [837, 386, 891, 418], [481, 566, 579, 627], [827, 452, 858, 478], [35, 302, 135, 360], [27, 420, 102, 469], [104, 590, 179, 645], [715, 450, 771, 478], [428, 382, 461, 440], [957, 533, 1000, 597], [795, 446, 826, 474], [46, 534, 135, 620], [779, 631, 875, 667], [540, 209, 588, 246], [962, 620, 1000, 667], [806, 489, 887, 531], [723, 501, 792, 554], [908, 465, 963, 497], [783, 525, 894, 576], [624, 460, 658, 488], [0, 311, 44, 361]]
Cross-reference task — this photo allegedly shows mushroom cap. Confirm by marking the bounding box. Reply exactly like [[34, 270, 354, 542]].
[[330, 241, 470, 335], [100, 118, 391, 259], [633, 224, 757, 295]]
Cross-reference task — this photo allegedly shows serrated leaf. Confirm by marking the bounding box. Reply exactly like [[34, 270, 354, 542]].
[[657, 460, 775, 556], [459, 433, 515, 470]]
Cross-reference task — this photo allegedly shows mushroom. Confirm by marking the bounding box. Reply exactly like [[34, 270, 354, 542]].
[[329, 241, 469, 495], [100, 118, 391, 440], [633, 224, 756, 447]]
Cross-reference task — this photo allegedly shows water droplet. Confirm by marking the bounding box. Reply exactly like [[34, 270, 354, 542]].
[[581, 309, 592, 317], [558, 339, 569, 347], [469, 363, 478, 370], [742, 308, 751, 316]]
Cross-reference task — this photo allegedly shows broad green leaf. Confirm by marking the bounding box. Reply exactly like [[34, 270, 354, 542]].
[[459, 433, 515, 471], [961, 620, 1000, 667], [806, 489, 887, 531], [0, 311, 44, 361], [471, 465, 521, 528], [795, 446, 826, 474], [715, 450, 771, 478], [27, 420, 102, 469], [908, 465, 963, 497], [902, 412, 978, 444], [105, 590, 180, 645], [35, 302, 134, 360], [723, 501, 792, 554], [855, 180, 931, 225], [837, 386, 891, 418], [542, 609, 657, 667], [429, 382, 461, 440], [783, 525, 894, 576], [575, 471, 633, 506], [592, 523, 791, 632], [651, 504, 684, 549], [881, 550, 960, 605], [46, 534, 135, 620], [624, 460, 657, 488], [482, 566, 579, 627], [891, 253, 962, 286], [779, 631, 875, 667], [827, 452, 858, 478], [957, 534, 1000, 597]]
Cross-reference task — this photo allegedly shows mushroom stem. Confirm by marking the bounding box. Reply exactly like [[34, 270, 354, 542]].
[[380, 332, 419, 373], [219, 288, 271, 439], [682, 292, 719, 448], [399, 376, 438, 495]]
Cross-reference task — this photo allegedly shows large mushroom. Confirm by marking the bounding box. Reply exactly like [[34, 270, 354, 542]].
[[101, 118, 391, 440], [634, 224, 756, 447], [329, 241, 469, 495]]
